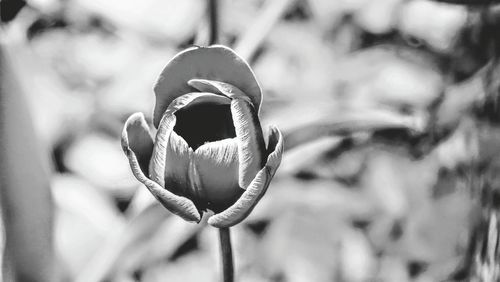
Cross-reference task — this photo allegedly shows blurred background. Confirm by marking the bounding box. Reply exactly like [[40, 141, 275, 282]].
[[0, 0, 499, 281]]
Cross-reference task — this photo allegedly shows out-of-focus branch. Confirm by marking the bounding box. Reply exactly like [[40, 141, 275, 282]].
[[208, 0, 219, 45]]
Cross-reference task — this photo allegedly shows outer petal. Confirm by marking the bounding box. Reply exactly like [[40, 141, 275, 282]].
[[122, 112, 154, 174], [192, 138, 241, 212], [207, 126, 284, 228], [153, 45, 262, 127], [122, 113, 201, 223], [188, 79, 266, 189]]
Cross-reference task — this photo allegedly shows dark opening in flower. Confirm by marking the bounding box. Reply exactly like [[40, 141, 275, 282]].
[[174, 102, 236, 150]]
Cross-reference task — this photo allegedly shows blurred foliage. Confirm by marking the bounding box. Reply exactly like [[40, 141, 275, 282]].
[[1, 0, 499, 281]]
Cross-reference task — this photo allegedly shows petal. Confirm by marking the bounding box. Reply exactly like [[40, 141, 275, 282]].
[[188, 79, 266, 189], [121, 113, 154, 174], [153, 45, 262, 127], [188, 78, 251, 102], [163, 131, 193, 197], [167, 91, 231, 113], [150, 92, 230, 187], [207, 126, 284, 228], [192, 138, 241, 212], [122, 113, 201, 222]]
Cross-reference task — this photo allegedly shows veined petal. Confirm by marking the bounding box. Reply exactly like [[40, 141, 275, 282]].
[[192, 138, 241, 212], [207, 126, 284, 228], [231, 98, 266, 189], [149, 114, 172, 188], [153, 45, 262, 127], [121, 113, 154, 174], [188, 79, 266, 189], [164, 131, 193, 197], [122, 113, 201, 223]]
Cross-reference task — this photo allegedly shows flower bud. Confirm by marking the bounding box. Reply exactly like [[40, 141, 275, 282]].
[[121, 46, 283, 227]]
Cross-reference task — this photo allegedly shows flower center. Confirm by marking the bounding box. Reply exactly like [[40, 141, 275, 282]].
[[173, 101, 236, 150]]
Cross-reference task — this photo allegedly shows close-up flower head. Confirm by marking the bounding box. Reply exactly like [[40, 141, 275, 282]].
[[121, 45, 283, 228]]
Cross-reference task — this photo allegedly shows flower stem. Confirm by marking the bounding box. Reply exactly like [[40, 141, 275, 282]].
[[218, 227, 234, 282], [208, 0, 219, 45]]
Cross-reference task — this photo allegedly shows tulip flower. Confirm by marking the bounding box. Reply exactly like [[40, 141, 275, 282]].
[[121, 45, 283, 228]]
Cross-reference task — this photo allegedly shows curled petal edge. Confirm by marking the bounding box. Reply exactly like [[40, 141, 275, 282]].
[[122, 113, 201, 223], [188, 79, 252, 102], [154, 45, 261, 127], [207, 126, 284, 228], [188, 79, 266, 189]]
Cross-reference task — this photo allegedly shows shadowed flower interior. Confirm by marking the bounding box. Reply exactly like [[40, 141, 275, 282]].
[[173, 101, 236, 150]]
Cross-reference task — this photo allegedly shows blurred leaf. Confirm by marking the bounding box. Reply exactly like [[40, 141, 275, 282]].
[[280, 136, 344, 175], [338, 229, 377, 282], [435, 66, 486, 129], [276, 107, 426, 150], [354, 0, 404, 34], [255, 23, 338, 107], [376, 256, 410, 282], [397, 0, 468, 52], [258, 209, 346, 282], [64, 133, 137, 197], [115, 215, 205, 275], [0, 35, 56, 282], [361, 149, 440, 218], [249, 177, 376, 224], [233, 0, 295, 61], [141, 251, 215, 282], [4, 30, 92, 147], [339, 46, 444, 111], [52, 174, 125, 278], [431, 0, 500, 5], [433, 118, 478, 170], [74, 203, 168, 282], [396, 193, 471, 269], [73, 0, 205, 43]]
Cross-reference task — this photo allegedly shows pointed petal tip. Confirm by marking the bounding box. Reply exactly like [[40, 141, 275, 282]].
[[122, 112, 148, 149], [122, 112, 155, 174], [266, 125, 284, 172]]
